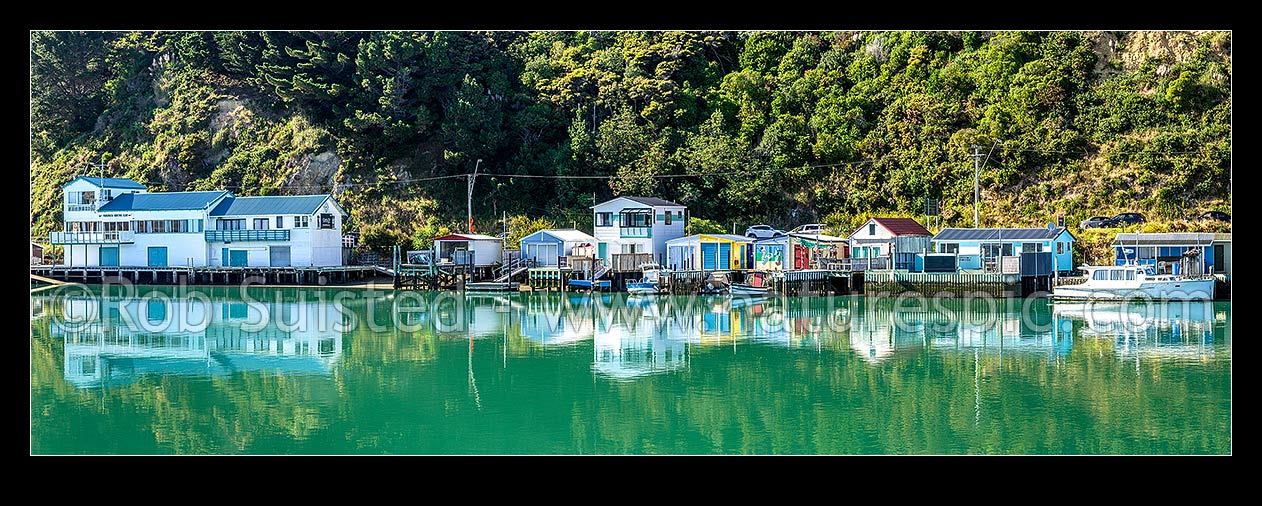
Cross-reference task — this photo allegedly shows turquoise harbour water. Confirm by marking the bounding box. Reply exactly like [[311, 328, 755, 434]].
[[30, 286, 1230, 454]]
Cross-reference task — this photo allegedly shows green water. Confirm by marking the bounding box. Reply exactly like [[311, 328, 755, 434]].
[[30, 286, 1231, 454]]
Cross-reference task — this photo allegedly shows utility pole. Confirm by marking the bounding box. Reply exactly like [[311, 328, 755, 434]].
[[468, 159, 482, 234], [970, 145, 982, 228]]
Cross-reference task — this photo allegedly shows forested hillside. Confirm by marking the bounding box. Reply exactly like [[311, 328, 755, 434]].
[[30, 31, 1231, 256]]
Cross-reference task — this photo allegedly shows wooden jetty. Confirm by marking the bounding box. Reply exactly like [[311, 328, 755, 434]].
[[861, 271, 1037, 297], [30, 265, 384, 286]]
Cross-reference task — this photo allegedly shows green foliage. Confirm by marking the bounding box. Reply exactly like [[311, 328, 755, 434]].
[[504, 215, 558, 247], [29, 31, 1231, 245], [686, 217, 726, 235]]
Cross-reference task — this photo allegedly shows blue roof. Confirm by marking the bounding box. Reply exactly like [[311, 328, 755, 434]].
[[97, 191, 229, 212], [63, 176, 148, 190], [209, 195, 335, 216], [933, 227, 1072, 242]]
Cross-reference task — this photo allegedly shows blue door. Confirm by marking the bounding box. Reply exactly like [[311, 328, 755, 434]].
[[99, 247, 119, 267], [229, 249, 249, 267], [719, 243, 731, 270], [147, 247, 168, 267], [701, 243, 718, 270]]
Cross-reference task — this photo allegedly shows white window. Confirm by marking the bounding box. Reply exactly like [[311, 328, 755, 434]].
[[294, 216, 310, 228], [596, 212, 612, 227], [254, 218, 270, 230], [1093, 270, 1108, 280], [939, 243, 959, 254]]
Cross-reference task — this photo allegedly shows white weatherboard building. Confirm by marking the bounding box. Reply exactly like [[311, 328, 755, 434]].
[[591, 196, 687, 265], [51, 176, 347, 267]]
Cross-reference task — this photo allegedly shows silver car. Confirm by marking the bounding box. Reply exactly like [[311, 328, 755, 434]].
[[744, 224, 785, 239], [790, 223, 829, 235]]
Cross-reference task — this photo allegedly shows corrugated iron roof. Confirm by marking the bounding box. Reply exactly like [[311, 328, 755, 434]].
[[63, 176, 148, 189], [97, 191, 229, 211], [209, 195, 333, 216], [435, 234, 503, 242], [868, 217, 932, 236], [933, 227, 1069, 242], [592, 196, 683, 208], [666, 233, 755, 245], [1112, 232, 1224, 246], [542, 229, 597, 243]]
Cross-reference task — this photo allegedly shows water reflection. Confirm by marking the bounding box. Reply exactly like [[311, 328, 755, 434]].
[[30, 288, 1231, 454], [1053, 301, 1218, 361], [35, 289, 1230, 388], [44, 288, 344, 388]]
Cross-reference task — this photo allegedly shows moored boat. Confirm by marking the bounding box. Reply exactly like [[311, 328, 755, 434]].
[[626, 263, 666, 295], [1053, 264, 1214, 301], [728, 283, 772, 296]]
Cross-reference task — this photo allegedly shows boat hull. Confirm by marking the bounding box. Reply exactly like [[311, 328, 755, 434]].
[[1053, 279, 1215, 301], [626, 282, 659, 295], [729, 283, 772, 296]]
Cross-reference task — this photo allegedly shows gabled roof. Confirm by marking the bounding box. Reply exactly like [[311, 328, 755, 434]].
[[435, 233, 503, 242], [591, 196, 684, 208], [62, 176, 148, 190], [866, 217, 932, 236], [96, 191, 230, 212], [933, 227, 1071, 242], [525, 229, 597, 244], [209, 195, 336, 216]]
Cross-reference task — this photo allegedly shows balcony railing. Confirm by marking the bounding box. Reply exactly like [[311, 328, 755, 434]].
[[205, 229, 290, 242], [50, 231, 134, 244], [619, 226, 652, 238], [66, 204, 96, 212]]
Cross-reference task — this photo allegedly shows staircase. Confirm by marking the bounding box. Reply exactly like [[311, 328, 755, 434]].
[[592, 262, 611, 280], [493, 257, 533, 282]]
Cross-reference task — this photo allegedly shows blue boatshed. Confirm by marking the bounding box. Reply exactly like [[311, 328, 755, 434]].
[[1112, 232, 1231, 279], [519, 228, 598, 267], [931, 227, 1075, 273]]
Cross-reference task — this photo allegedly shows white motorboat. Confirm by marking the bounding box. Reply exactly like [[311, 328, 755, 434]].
[[626, 263, 666, 295], [1053, 264, 1215, 301]]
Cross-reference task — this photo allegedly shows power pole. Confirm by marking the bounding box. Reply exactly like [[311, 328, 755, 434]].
[[970, 145, 982, 228], [468, 159, 482, 234]]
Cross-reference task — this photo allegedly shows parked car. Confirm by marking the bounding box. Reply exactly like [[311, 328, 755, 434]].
[[1079, 216, 1114, 229], [1194, 210, 1231, 223], [790, 223, 829, 235], [744, 224, 786, 239], [1110, 212, 1146, 227]]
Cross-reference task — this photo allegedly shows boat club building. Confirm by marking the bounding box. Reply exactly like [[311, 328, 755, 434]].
[[51, 176, 347, 267]]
